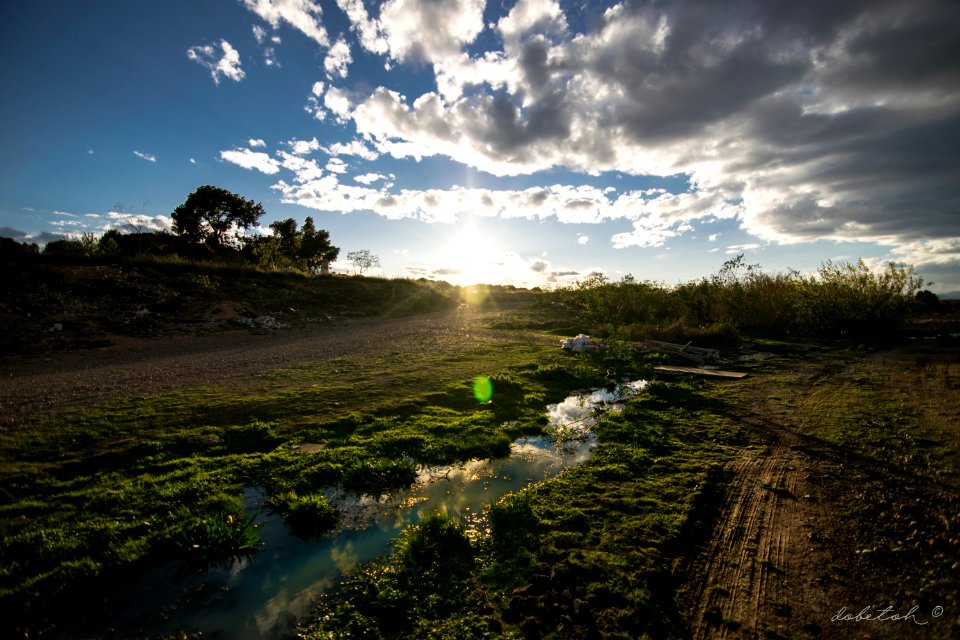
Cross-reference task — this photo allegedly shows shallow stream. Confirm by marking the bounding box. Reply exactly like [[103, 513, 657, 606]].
[[111, 381, 645, 639]]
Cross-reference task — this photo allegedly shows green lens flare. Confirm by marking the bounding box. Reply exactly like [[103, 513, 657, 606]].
[[473, 376, 493, 403]]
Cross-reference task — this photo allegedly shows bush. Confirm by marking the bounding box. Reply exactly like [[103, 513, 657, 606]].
[[559, 255, 924, 342], [793, 260, 924, 338]]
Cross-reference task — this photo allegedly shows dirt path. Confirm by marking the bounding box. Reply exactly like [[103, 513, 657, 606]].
[[0, 309, 506, 429], [681, 344, 959, 639], [685, 419, 845, 638]]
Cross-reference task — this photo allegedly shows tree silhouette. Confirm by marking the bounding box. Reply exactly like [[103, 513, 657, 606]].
[[172, 185, 265, 250], [300, 216, 339, 274]]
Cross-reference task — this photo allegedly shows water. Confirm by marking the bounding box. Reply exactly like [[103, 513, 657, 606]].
[[108, 382, 645, 639]]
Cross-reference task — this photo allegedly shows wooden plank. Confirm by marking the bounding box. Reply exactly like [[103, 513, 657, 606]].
[[654, 365, 748, 379]]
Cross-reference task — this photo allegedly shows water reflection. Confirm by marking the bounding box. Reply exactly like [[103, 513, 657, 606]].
[[120, 381, 644, 639]]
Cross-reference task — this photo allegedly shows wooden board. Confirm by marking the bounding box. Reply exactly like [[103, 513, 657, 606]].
[[654, 365, 748, 379]]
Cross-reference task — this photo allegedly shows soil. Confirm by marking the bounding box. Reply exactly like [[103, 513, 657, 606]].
[[679, 340, 960, 639]]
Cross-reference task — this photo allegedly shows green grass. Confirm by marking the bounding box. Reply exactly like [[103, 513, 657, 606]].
[[0, 322, 624, 637], [302, 377, 746, 639]]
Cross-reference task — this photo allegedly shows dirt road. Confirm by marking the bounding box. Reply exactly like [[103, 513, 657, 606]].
[[0, 310, 502, 429]]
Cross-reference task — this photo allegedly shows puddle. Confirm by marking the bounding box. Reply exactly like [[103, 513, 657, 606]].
[[106, 381, 645, 639]]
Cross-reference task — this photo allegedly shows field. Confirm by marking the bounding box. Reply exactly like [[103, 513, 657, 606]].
[[1, 260, 958, 638]]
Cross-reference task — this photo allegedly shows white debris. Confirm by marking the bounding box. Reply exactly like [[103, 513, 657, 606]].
[[560, 334, 604, 352]]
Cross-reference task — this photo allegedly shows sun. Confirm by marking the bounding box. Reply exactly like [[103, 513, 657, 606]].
[[440, 221, 505, 287]]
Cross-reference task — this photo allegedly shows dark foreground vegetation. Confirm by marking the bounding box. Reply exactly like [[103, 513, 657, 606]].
[[1, 248, 957, 639]]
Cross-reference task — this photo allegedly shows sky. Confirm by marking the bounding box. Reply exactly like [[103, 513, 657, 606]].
[[2, 0, 958, 292]]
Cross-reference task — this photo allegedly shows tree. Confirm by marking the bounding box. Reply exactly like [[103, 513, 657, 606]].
[[346, 249, 380, 276], [172, 185, 265, 250], [269, 218, 302, 264], [300, 216, 339, 274]]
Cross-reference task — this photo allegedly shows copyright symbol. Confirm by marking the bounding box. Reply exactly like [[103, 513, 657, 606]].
[[932, 606, 944, 618]]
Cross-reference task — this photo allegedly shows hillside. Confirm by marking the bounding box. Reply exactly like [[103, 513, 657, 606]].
[[0, 256, 494, 357]]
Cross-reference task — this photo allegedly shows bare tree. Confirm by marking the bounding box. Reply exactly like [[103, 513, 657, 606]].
[[346, 249, 380, 276]]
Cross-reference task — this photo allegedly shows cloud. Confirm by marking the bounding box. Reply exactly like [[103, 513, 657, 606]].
[[286, 137, 321, 155], [332, 0, 959, 256], [305, 81, 327, 119], [186, 40, 245, 84], [354, 173, 388, 184], [577, 235, 589, 245], [324, 138, 378, 160], [323, 85, 353, 120], [0, 227, 29, 241], [325, 157, 349, 174], [241, 0, 328, 47], [220, 147, 281, 174], [105, 212, 173, 233], [133, 150, 156, 163], [324, 37, 352, 79], [249, 138, 266, 148]]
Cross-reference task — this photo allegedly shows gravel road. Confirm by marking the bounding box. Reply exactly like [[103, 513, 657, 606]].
[[0, 310, 511, 429]]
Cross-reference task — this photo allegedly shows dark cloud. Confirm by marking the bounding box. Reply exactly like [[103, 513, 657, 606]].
[[0, 227, 29, 241], [348, 0, 960, 256]]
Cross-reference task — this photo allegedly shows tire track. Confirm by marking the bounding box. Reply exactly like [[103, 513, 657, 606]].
[[685, 420, 844, 638]]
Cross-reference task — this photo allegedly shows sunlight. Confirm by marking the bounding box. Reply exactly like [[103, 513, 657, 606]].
[[439, 220, 508, 287]]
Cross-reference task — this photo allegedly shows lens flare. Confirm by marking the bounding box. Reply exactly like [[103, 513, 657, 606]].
[[473, 376, 493, 403]]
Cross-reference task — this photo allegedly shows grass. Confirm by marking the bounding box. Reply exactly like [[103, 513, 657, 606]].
[[302, 377, 747, 639], [2, 267, 958, 638], [0, 317, 618, 637], [302, 335, 960, 640]]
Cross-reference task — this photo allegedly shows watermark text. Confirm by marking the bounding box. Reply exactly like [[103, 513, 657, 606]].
[[832, 605, 944, 625]]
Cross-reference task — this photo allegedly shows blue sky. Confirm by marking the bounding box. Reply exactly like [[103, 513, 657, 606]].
[[2, 0, 958, 292]]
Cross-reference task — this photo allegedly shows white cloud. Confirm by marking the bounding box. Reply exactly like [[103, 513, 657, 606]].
[[325, 157, 349, 174], [335, 0, 388, 53], [577, 234, 589, 245], [220, 147, 281, 174], [324, 37, 353, 79], [497, 0, 567, 45], [305, 81, 327, 120], [324, 138, 378, 161], [252, 24, 267, 44], [323, 85, 353, 120], [379, 0, 485, 64], [249, 138, 266, 148], [277, 151, 325, 181], [186, 40, 245, 84], [133, 150, 156, 163], [105, 212, 173, 233], [241, 0, 328, 47], [288, 137, 321, 155], [189, 158, 197, 164], [263, 47, 279, 67], [354, 173, 387, 184]]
